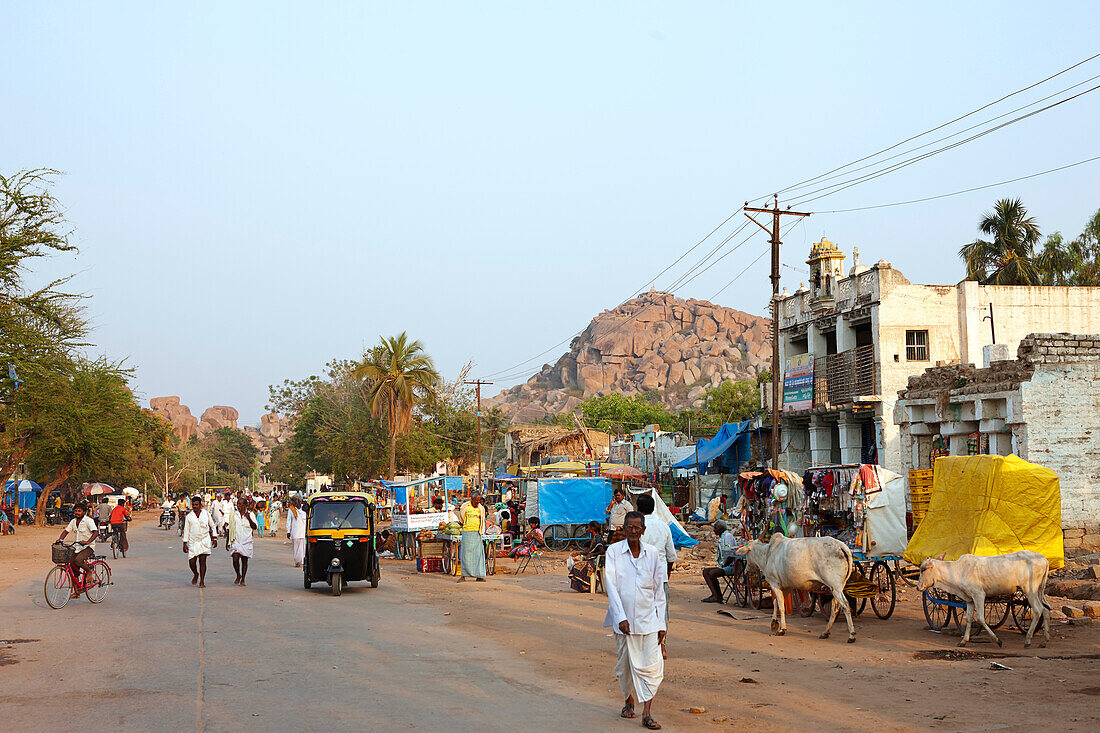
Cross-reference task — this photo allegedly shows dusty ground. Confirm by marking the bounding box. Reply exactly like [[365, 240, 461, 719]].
[[2, 516, 1098, 731]]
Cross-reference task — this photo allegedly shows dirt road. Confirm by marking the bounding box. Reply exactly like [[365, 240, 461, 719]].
[[1, 516, 1097, 731]]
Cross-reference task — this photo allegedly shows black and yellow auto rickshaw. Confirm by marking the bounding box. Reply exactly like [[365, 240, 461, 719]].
[[303, 492, 380, 596]]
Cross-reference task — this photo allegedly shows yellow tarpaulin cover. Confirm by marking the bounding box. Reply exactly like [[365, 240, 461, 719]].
[[904, 455, 1064, 570]]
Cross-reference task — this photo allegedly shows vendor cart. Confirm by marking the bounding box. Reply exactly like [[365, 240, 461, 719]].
[[905, 455, 1063, 635], [527, 477, 613, 551], [728, 465, 908, 620], [390, 476, 465, 559]]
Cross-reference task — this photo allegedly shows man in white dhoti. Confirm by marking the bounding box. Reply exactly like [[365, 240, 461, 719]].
[[182, 496, 217, 587], [605, 511, 667, 730]]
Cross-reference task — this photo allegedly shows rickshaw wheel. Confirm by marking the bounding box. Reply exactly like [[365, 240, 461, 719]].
[[869, 561, 897, 620], [985, 597, 1010, 629], [922, 588, 955, 631], [544, 524, 570, 552], [331, 572, 343, 596], [370, 556, 380, 588], [303, 561, 312, 589]]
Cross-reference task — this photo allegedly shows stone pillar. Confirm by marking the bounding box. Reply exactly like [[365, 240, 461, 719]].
[[836, 315, 857, 354], [809, 417, 832, 467], [808, 321, 828, 359], [838, 412, 863, 464]]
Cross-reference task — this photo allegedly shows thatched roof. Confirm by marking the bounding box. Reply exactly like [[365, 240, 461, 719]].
[[508, 424, 610, 463]]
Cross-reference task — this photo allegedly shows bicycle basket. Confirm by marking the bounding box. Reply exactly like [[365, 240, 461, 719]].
[[52, 543, 74, 564]]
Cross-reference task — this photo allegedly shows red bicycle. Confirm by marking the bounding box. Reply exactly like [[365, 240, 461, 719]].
[[45, 542, 111, 609]]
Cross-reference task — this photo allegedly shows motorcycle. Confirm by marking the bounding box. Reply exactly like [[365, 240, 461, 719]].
[[159, 508, 175, 530], [43, 507, 61, 526]]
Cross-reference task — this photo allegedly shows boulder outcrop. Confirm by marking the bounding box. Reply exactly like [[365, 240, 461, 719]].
[[486, 291, 770, 419]]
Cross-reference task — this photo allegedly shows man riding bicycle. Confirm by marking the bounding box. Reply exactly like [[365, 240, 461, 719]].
[[109, 499, 131, 553], [57, 502, 98, 577]]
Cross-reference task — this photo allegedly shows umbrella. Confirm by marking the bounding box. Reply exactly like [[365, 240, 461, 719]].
[[81, 482, 117, 496], [601, 464, 646, 480], [121, 487, 140, 497]]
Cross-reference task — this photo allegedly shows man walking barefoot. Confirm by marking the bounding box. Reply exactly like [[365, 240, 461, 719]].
[[182, 496, 216, 587], [605, 511, 666, 730]]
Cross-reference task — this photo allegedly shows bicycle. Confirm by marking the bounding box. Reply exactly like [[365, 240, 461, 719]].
[[45, 542, 111, 609], [109, 523, 127, 559]]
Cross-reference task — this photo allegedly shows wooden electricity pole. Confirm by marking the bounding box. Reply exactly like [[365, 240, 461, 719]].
[[744, 195, 810, 469], [467, 380, 493, 492]]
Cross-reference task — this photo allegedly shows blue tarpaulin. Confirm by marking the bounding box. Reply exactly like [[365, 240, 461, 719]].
[[538, 477, 612, 526], [670, 419, 754, 474]]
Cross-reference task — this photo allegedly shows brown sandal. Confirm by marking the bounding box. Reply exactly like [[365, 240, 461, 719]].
[[620, 705, 636, 719], [642, 716, 661, 730]]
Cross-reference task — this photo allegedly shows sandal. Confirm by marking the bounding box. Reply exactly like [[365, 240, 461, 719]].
[[620, 705, 636, 719], [642, 716, 662, 730]]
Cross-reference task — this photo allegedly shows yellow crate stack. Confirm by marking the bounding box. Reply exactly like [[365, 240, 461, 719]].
[[909, 469, 935, 527]]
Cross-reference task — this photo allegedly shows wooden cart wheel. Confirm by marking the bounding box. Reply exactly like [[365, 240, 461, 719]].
[[869, 561, 897, 620], [985, 597, 1010, 630], [441, 544, 452, 575], [922, 588, 955, 631], [485, 541, 496, 576], [794, 590, 816, 617], [747, 569, 764, 610], [1011, 589, 1046, 634]]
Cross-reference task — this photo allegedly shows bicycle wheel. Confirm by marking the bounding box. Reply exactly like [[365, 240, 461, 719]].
[[1011, 590, 1046, 634], [44, 566, 72, 609], [85, 561, 110, 603], [485, 542, 496, 576], [794, 589, 816, 617], [869, 561, 897, 619], [544, 525, 570, 552], [922, 588, 955, 631], [111, 538, 119, 560]]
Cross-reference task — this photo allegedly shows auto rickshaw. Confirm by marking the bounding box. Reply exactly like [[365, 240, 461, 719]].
[[303, 492, 380, 596]]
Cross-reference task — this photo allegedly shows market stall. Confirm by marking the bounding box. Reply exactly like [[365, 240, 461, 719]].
[[390, 476, 464, 561]]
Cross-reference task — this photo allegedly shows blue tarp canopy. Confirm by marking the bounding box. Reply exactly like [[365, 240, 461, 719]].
[[670, 420, 754, 475], [4, 479, 43, 510], [538, 477, 612, 526], [493, 472, 519, 480]]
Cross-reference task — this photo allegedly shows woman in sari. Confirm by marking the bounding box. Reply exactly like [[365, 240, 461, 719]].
[[457, 494, 487, 582]]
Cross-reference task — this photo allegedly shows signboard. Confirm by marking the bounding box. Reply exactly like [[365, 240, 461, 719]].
[[783, 353, 814, 412]]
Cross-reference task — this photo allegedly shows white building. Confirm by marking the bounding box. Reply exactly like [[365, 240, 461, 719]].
[[777, 237, 1100, 474], [894, 334, 1100, 549]]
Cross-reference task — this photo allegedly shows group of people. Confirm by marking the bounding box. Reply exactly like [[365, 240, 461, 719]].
[[178, 492, 308, 588]]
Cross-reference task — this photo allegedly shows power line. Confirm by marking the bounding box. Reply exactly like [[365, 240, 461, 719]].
[[814, 154, 1100, 214], [789, 82, 1100, 206], [710, 247, 769, 301], [747, 51, 1100, 204], [778, 71, 1100, 201]]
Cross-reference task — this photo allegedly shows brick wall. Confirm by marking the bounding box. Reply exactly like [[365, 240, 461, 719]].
[[1018, 334, 1100, 550]]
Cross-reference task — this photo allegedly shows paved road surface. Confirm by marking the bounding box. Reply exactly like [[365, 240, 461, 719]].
[[1, 519, 609, 731]]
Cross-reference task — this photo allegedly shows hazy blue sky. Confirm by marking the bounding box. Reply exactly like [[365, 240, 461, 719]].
[[3, 2, 1099, 424]]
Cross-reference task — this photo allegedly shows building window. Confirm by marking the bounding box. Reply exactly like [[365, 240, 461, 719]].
[[906, 330, 929, 361]]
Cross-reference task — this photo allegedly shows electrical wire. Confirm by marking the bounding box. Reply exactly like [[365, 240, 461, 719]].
[[813, 153, 1100, 213], [746, 51, 1100, 205], [788, 82, 1100, 207]]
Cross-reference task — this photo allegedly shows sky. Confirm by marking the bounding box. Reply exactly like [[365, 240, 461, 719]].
[[3, 2, 1099, 425]]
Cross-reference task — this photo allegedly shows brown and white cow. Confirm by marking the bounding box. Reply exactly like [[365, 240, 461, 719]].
[[917, 550, 1051, 648], [740, 534, 857, 642]]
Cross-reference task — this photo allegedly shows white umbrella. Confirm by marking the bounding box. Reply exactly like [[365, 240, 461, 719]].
[[82, 482, 116, 496], [121, 487, 140, 497]]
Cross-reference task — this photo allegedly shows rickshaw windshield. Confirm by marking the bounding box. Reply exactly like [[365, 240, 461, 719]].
[[309, 502, 368, 530]]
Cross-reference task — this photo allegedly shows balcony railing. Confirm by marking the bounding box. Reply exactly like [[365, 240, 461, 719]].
[[813, 344, 876, 408]]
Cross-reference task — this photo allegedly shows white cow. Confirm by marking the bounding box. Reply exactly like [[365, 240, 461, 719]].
[[917, 550, 1051, 648], [740, 534, 857, 643]]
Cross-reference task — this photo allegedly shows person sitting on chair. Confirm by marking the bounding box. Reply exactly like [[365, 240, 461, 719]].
[[700, 520, 738, 603], [508, 517, 545, 564]]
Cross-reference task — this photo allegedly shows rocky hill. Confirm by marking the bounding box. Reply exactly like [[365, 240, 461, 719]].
[[486, 290, 771, 423]]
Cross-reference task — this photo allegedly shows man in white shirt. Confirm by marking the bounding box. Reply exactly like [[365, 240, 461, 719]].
[[604, 511, 666, 730], [182, 496, 217, 588], [605, 488, 633, 533], [58, 502, 99, 575], [637, 493, 675, 631]]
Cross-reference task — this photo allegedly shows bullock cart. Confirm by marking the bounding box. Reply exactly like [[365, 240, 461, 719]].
[[726, 465, 907, 620], [905, 455, 1063, 638]]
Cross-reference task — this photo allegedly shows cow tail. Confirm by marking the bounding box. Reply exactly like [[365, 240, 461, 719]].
[[842, 543, 855, 582]]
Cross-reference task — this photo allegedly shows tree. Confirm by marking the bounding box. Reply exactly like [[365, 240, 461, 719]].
[[577, 393, 674, 434], [25, 359, 149, 524], [352, 333, 440, 479], [202, 427, 258, 477], [958, 198, 1042, 285], [704, 379, 760, 423]]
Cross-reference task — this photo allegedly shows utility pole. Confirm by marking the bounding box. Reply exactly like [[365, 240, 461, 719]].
[[466, 380, 493, 493], [744, 195, 811, 470]]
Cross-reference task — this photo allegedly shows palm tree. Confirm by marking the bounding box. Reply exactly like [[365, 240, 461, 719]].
[[958, 198, 1042, 285], [353, 333, 440, 479], [1036, 232, 1077, 285]]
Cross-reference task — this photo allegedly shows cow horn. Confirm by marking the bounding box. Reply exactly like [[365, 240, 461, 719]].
[[934, 552, 947, 561]]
